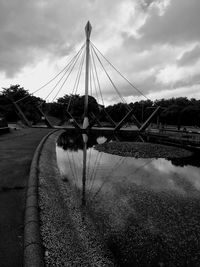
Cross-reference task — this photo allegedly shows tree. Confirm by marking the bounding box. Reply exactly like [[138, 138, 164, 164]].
[[0, 85, 43, 123], [56, 94, 99, 121], [180, 105, 200, 126], [106, 103, 128, 122]]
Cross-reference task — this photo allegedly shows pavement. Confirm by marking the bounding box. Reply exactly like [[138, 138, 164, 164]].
[[0, 127, 51, 267]]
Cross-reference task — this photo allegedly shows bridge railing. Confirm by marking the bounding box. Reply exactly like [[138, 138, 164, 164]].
[[147, 127, 200, 146]]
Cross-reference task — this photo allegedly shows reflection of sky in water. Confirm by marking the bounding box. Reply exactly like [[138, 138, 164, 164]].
[[56, 146, 200, 197], [56, 140, 200, 266]]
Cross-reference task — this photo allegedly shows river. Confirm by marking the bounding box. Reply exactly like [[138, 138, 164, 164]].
[[56, 130, 200, 266]]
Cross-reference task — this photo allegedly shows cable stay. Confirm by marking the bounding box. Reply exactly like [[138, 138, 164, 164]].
[[36, 46, 85, 128], [11, 43, 86, 128], [89, 44, 144, 131], [65, 150, 79, 191], [91, 42, 150, 102], [4, 22, 166, 210], [15, 43, 85, 104], [58, 47, 86, 127], [9, 21, 161, 132], [91, 44, 130, 109], [39, 44, 85, 105], [89, 42, 161, 131], [89, 156, 127, 201], [51, 47, 85, 103]]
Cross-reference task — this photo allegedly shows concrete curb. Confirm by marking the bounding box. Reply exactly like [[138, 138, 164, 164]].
[[23, 129, 59, 267]]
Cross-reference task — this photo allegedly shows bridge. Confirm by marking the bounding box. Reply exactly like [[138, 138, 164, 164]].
[[1, 22, 200, 267], [5, 21, 200, 150]]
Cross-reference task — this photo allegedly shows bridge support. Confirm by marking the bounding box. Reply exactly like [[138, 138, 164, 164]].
[[139, 106, 160, 132], [114, 109, 141, 131], [82, 134, 87, 206], [83, 21, 92, 130], [88, 112, 102, 128], [36, 106, 54, 128], [12, 101, 32, 127], [103, 109, 116, 127], [59, 110, 81, 129]]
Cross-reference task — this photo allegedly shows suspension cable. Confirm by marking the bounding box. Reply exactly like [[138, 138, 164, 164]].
[[88, 152, 103, 192], [89, 55, 93, 98], [86, 146, 92, 189], [91, 45, 130, 110], [40, 60, 75, 105], [90, 50, 100, 103], [91, 42, 150, 101], [90, 156, 126, 200], [15, 43, 85, 104], [67, 47, 85, 112], [65, 150, 78, 190], [90, 49, 117, 121], [90, 46, 104, 106], [43, 44, 85, 104], [87, 151, 101, 189], [51, 45, 85, 103]]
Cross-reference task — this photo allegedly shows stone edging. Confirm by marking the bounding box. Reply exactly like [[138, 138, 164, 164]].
[[23, 129, 59, 267]]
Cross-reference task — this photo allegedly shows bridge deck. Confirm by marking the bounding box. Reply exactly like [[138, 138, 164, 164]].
[[32, 125, 200, 149]]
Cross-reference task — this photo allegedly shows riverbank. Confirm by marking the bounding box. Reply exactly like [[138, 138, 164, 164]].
[[55, 131, 200, 266], [95, 141, 192, 159], [0, 127, 51, 267], [38, 130, 115, 266]]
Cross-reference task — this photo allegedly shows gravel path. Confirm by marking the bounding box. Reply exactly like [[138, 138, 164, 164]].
[[39, 131, 115, 266]]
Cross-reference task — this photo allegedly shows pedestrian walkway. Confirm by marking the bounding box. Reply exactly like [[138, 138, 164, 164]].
[[0, 128, 51, 267]]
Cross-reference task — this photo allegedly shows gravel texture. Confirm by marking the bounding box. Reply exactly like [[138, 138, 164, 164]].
[[38, 131, 115, 267], [87, 185, 200, 267], [95, 141, 192, 159]]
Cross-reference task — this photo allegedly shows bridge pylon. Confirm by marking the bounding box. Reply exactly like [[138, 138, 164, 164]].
[[83, 21, 92, 130]]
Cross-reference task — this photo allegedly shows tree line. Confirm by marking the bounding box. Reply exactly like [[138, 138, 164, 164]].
[[1, 85, 200, 127]]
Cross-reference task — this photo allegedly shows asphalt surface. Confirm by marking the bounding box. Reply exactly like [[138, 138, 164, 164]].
[[0, 127, 51, 267]]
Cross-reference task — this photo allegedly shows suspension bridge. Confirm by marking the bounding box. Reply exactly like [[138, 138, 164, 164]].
[[1, 21, 200, 267], [9, 23, 158, 132], [6, 21, 200, 149]]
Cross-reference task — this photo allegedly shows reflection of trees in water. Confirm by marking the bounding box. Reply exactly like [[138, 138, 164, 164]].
[[170, 152, 200, 168], [57, 129, 140, 151], [57, 130, 114, 206], [57, 130, 114, 151], [57, 130, 200, 266], [57, 130, 200, 168], [57, 131, 95, 150]]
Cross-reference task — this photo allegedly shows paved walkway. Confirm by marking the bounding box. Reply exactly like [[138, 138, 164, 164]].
[[0, 128, 51, 267]]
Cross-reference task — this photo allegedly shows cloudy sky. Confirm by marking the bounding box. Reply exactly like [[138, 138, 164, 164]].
[[0, 0, 200, 105]]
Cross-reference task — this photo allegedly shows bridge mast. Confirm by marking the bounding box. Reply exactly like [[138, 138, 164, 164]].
[[83, 21, 92, 129], [81, 21, 92, 207]]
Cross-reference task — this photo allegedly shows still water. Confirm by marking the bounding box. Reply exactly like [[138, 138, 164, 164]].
[[56, 130, 200, 267]]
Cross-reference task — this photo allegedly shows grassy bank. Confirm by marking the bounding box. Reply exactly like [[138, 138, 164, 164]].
[[95, 141, 192, 159]]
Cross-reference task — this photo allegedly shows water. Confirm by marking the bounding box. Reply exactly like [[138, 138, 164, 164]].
[[56, 130, 200, 266]]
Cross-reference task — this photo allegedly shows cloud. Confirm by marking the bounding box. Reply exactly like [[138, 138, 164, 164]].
[[122, 0, 200, 51], [147, 84, 200, 101], [156, 58, 200, 86], [0, 0, 200, 104], [139, 0, 200, 46], [103, 0, 200, 102], [177, 44, 200, 66], [0, 0, 130, 77], [0, 0, 72, 76]]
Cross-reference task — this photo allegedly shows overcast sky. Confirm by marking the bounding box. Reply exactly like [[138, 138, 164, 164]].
[[0, 0, 200, 105]]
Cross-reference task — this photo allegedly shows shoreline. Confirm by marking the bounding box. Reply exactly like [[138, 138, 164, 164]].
[[38, 130, 115, 266], [95, 141, 193, 159]]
